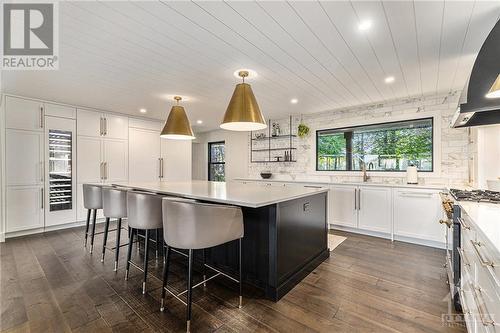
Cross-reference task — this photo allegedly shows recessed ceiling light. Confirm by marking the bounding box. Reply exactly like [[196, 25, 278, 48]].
[[384, 76, 395, 84], [233, 69, 258, 80], [290, 98, 298, 104], [196, 120, 203, 124], [139, 108, 147, 113], [358, 20, 372, 31]]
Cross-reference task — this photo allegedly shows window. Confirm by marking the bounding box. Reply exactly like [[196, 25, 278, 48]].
[[316, 118, 433, 172], [208, 141, 225, 181]]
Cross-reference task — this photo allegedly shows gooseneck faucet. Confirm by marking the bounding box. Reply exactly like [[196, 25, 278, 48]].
[[361, 162, 370, 182]]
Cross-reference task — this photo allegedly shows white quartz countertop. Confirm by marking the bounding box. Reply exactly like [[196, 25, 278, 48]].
[[235, 178, 446, 190], [111, 180, 329, 208], [459, 201, 500, 255]]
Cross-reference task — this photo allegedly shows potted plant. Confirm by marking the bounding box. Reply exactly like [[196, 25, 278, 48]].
[[298, 122, 310, 138]]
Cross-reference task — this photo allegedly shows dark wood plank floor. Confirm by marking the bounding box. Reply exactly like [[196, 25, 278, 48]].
[[1, 223, 465, 333]]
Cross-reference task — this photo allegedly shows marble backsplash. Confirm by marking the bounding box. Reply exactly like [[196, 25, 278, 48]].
[[248, 92, 473, 187]]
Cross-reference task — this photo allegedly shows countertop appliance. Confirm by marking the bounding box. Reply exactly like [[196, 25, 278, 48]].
[[449, 188, 500, 203], [451, 20, 500, 128]]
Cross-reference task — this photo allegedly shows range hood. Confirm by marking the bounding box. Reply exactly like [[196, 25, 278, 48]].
[[451, 19, 500, 128]]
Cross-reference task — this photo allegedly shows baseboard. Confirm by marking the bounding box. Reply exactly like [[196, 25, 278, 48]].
[[0, 232, 5, 243], [5, 218, 107, 240], [329, 224, 445, 249]]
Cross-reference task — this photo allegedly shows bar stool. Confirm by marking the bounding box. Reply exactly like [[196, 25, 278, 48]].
[[125, 191, 163, 294], [82, 184, 103, 253], [101, 186, 128, 271], [160, 199, 244, 333]]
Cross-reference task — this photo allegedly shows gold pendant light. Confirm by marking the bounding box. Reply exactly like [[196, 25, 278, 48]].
[[160, 96, 195, 140], [220, 70, 267, 131], [486, 74, 500, 99]]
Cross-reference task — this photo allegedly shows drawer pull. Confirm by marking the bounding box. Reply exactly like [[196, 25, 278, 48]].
[[471, 240, 495, 267], [470, 282, 496, 326], [458, 288, 471, 315], [458, 217, 470, 230], [457, 247, 471, 267]]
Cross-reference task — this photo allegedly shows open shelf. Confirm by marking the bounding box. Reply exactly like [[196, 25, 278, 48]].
[[250, 116, 297, 163]]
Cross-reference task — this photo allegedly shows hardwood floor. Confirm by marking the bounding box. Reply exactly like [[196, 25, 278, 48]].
[[1, 224, 465, 333]]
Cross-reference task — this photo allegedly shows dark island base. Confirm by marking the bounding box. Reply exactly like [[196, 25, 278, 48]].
[[203, 192, 329, 301]]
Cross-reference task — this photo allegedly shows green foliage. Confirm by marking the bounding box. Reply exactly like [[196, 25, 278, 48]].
[[298, 123, 310, 138]]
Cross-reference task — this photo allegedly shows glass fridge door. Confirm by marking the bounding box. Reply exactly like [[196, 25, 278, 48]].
[[48, 130, 73, 211]]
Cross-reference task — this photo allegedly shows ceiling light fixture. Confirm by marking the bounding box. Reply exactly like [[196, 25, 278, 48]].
[[160, 96, 195, 140], [385, 76, 395, 84], [290, 98, 298, 104], [139, 108, 147, 113], [358, 20, 372, 31], [220, 70, 267, 131], [196, 120, 203, 124], [486, 74, 500, 99]]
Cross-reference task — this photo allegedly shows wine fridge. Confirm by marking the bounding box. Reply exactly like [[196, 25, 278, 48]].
[[45, 116, 77, 226]]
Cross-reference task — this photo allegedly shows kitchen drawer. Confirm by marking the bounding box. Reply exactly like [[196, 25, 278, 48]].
[[474, 232, 500, 295], [460, 286, 494, 333]]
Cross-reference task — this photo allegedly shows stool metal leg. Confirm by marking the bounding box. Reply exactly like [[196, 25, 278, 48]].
[[155, 229, 159, 260], [186, 249, 193, 333], [160, 244, 171, 312], [202, 249, 207, 288], [239, 238, 243, 309], [125, 228, 134, 281], [114, 218, 122, 271], [143, 229, 150, 294], [90, 209, 97, 254], [101, 217, 110, 262], [84, 209, 91, 247]]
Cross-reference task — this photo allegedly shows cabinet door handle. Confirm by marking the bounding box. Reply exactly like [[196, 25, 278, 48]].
[[354, 189, 358, 210], [470, 282, 496, 326], [100, 118, 103, 136], [40, 161, 43, 182], [41, 188, 44, 209], [104, 162, 107, 180], [471, 240, 495, 267], [161, 158, 164, 178], [358, 188, 361, 210], [39, 105, 44, 128], [103, 117, 107, 136], [458, 217, 470, 230], [99, 162, 103, 180], [158, 158, 163, 178]]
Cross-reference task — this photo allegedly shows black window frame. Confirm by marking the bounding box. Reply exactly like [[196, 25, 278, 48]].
[[315, 117, 434, 172], [208, 141, 226, 181]]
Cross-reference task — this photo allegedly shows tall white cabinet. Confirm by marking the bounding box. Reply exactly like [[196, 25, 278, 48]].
[[5, 97, 45, 233], [76, 109, 128, 221]]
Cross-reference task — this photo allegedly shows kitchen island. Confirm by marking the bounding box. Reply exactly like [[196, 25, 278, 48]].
[[113, 180, 329, 301]]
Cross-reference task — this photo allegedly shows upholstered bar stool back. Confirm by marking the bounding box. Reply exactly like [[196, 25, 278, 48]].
[[125, 191, 164, 294], [101, 187, 128, 270], [82, 184, 104, 252]]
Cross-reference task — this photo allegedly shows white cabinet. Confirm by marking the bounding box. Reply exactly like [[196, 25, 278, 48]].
[[6, 186, 44, 232], [329, 185, 357, 228], [77, 136, 102, 183], [129, 128, 162, 182], [358, 186, 392, 233], [77, 109, 128, 139], [6, 129, 43, 186], [393, 188, 444, 243], [5, 96, 44, 131], [161, 139, 192, 181], [103, 139, 128, 182], [77, 109, 102, 137], [105, 114, 128, 140], [44, 103, 76, 119]]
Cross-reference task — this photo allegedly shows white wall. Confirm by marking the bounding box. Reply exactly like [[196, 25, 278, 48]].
[[476, 125, 500, 189], [246, 93, 475, 187], [192, 130, 248, 181]]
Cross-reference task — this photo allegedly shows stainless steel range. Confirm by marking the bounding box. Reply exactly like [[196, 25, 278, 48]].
[[442, 188, 500, 311]]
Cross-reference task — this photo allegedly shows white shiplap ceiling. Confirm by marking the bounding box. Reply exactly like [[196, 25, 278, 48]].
[[2, 1, 500, 131]]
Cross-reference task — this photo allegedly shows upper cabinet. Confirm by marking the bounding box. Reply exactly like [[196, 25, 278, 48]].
[[77, 109, 102, 137], [44, 103, 76, 119], [5, 96, 44, 131], [77, 109, 128, 139]]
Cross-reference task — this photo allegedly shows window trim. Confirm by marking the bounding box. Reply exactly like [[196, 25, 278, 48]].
[[208, 141, 225, 181], [315, 117, 434, 173]]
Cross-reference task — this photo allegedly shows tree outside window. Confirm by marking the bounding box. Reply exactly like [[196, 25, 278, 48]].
[[208, 141, 225, 181], [317, 118, 433, 172]]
